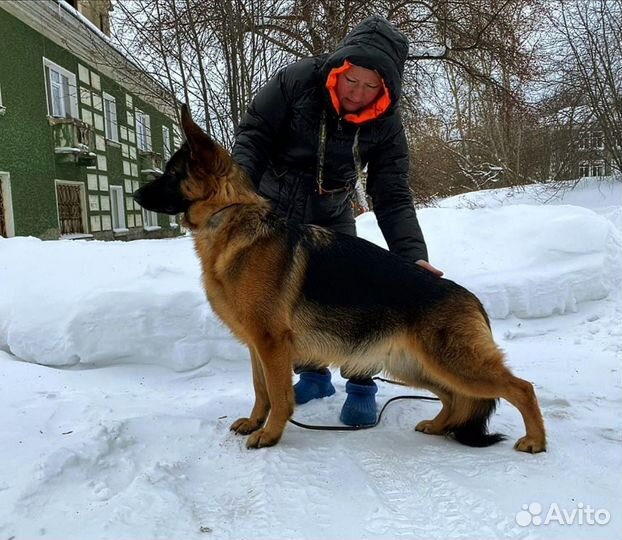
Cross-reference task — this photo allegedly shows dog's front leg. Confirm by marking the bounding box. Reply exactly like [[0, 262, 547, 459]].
[[246, 334, 294, 449], [230, 347, 270, 435]]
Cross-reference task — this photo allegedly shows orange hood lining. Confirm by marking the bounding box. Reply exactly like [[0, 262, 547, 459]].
[[325, 60, 392, 124]]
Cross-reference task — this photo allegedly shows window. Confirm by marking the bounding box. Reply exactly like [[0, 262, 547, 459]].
[[1, 172, 15, 238], [591, 160, 605, 177], [103, 92, 119, 142], [579, 161, 590, 177], [43, 58, 78, 118], [56, 181, 87, 236], [143, 209, 159, 228], [162, 125, 172, 161], [591, 131, 604, 150], [136, 110, 151, 151], [109, 185, 126, 230]]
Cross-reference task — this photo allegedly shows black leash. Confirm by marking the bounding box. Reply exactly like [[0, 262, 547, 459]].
[[288, 377, 440, 432]]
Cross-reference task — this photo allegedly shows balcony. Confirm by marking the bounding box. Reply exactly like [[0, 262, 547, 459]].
[[138, 149, 163, 181], [49, 117, 96, 166]]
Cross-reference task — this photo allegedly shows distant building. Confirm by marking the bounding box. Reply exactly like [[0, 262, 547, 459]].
[[0, 0, 182, 240], [549, 106, 621, 182]]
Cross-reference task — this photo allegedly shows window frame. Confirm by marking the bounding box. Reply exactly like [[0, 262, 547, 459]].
[[591, 160, 605, 177], [0, 171, 15, 237], [162, 125, 172, 161], [43, 57, 78, 119], [102, 91, 119, 142], [135, 109, 152, 151], [109, 185, 127, 231], [55, 179, 89, 237], [143, 208, 159, 229], [591, 131, 604, 150]]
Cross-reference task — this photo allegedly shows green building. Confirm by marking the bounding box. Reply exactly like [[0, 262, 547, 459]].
[[0, 0, 182, 240]]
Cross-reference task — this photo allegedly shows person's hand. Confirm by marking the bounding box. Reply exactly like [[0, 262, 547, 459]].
[[415, 259, 444, 277]]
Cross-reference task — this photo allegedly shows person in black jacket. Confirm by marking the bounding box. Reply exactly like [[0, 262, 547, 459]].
[[232, 15, 442, 426]]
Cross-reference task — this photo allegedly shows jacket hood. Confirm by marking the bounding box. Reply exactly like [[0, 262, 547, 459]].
[[321, 16, 409, 110]]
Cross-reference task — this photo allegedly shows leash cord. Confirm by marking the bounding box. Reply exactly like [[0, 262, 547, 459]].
[[288, 377, 440, 432]]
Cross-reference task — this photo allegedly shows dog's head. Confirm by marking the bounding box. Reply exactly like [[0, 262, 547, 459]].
[[133, 104, 235, 216]]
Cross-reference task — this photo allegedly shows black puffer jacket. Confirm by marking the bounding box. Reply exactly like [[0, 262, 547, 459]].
[[232, 16, 428, 262]]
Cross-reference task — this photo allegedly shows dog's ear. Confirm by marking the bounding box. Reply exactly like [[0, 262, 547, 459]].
[[180, 104, 212, 155], [180, 104, 232, 175]]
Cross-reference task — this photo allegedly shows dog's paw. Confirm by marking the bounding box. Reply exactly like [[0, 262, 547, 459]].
[[246, 428, 281, 449], [415, 419, 446, 435], [230, 417, 264, 435], [514, 435, 547, 453]]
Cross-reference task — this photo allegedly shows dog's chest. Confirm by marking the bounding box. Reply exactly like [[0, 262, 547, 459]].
[[202, 273, 254, 344]]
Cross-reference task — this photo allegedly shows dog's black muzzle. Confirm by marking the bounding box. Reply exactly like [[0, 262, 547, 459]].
[[133, 177, 190, 216]]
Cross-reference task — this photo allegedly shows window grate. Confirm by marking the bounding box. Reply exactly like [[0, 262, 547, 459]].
[[57, 183, 84, 234]]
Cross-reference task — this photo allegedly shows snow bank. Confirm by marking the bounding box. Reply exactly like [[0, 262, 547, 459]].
[[0, 236, 247, 370], [359, 204, 621, 319], [439, 177, 622, 211], [1, 196, 620, 370]]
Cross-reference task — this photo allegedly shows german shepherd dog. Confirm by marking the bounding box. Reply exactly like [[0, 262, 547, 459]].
[[134, 105, 546, 453]]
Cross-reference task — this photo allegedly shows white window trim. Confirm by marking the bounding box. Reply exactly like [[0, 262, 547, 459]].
[[592, 132, 605, 150], [0, 83, 6, 115], [54, 179, 89, 236], [162, 125, 172, 161], [136, 109, 152, 151], [103, 91, 119, 142], [110, 185, 126, 230], [142, 208, 159, 229], [591, 160, 605, 177], [43, 57, 78, 119], [0, 172, 15, 237]]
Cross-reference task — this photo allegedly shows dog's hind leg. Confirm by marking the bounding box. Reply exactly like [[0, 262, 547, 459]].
[[414, 324, 546, 453], [230, 347, 271, 435], [407, 379, 498, 446], [245, 332, 295, 449], [412, 381, 454, 435], [498, 375, 547, 453]]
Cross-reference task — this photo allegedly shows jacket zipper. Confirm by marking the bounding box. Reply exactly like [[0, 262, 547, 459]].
[[337, 117, 343, 132]]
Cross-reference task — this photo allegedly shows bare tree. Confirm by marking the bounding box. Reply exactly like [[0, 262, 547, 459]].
[[106, 0, 605, 201], [550, 0, 622, 175]]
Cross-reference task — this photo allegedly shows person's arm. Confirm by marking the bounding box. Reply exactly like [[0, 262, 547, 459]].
[[366, 119, 443, 276], [232, 68, 293, 188]]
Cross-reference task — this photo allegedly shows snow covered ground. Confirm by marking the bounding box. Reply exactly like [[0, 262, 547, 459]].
[[1, 178, 620, 539]]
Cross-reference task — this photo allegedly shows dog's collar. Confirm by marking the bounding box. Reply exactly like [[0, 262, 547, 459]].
[[184, 202, 244, 230], [206, 203, 244, 228]]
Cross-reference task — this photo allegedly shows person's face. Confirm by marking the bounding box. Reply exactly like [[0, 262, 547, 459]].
[[335, 64, 382, 113]]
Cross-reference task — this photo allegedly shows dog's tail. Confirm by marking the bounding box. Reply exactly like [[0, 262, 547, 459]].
[[450, 398, 506, 448]]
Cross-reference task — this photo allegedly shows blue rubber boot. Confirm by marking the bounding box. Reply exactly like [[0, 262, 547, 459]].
[[294, 370, 336, 405], [340, 379, 378, 426]]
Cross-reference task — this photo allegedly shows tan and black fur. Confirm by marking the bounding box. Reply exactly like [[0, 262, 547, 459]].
[[134, 105, 546, 453]]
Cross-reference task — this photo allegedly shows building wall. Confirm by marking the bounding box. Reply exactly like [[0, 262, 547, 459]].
[[0, 5, 180, 240], [0, 11, 59, 237]]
